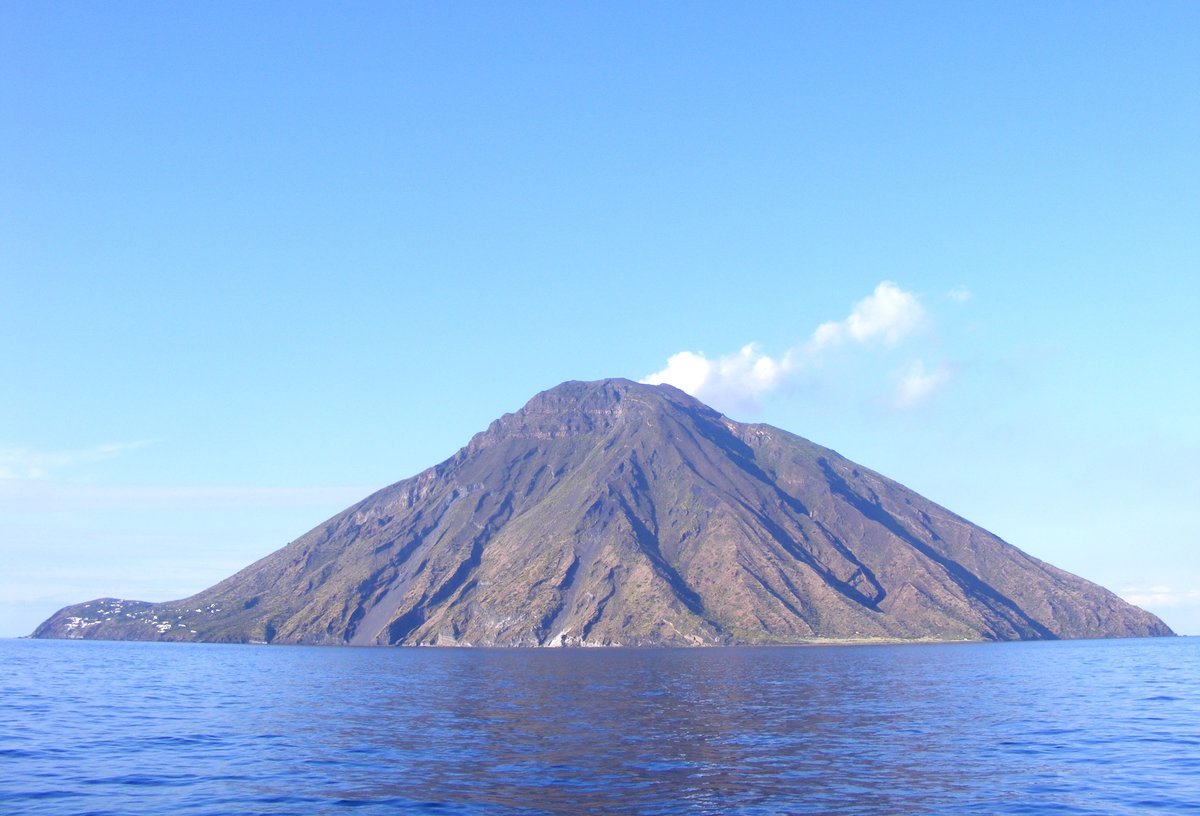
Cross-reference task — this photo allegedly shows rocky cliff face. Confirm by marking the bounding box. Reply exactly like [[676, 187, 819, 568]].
[[33, 379, 1173, 645]]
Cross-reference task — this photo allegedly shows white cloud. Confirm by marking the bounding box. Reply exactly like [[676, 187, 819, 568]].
[[641, 350, 714, 396], [808, 281, 926, 350], [642, 281, 949, 414], [0, 441, 156, 480], [947, 285, 973, 303], [642, 344, 787, 414], [892, 360, 953, 409]]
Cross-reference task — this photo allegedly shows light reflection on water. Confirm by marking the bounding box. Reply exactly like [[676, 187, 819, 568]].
[[2, 638, 1198, 814]]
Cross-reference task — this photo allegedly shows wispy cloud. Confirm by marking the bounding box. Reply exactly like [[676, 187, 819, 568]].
[[0, 480, 375, 513], [0, 441, 157, 480], [1120, 586, 1200, 610], [946, 285, 973, 303], [642, 281, 950, 414], [892, 360, 954, 409]]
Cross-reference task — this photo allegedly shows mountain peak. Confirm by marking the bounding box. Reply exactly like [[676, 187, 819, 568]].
[[471, 378, 718, 448], [529, 378, 706, 413]]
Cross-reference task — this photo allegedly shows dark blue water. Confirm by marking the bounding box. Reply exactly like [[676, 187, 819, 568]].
[[2, 638, 1198, 815]]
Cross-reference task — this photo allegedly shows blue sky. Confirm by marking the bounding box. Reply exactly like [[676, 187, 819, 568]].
[[2, 3, 1197, 637]]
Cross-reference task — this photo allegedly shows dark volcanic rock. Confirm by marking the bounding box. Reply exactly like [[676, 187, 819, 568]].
[[33, 379, 1173, 645]]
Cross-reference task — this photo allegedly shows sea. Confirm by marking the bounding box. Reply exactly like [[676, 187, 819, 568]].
[[2, 637, 1198, 815]]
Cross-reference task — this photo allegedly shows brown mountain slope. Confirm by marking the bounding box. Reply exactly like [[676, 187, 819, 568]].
[[32, 379, 1172, 645]]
